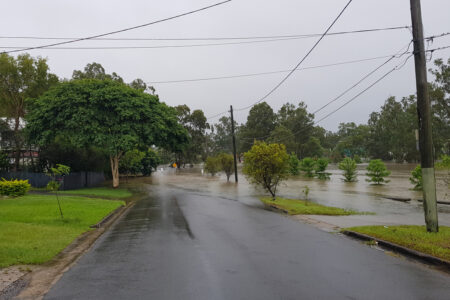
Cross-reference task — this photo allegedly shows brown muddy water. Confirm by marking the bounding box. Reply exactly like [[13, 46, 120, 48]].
[[147, 163, 450, 227]]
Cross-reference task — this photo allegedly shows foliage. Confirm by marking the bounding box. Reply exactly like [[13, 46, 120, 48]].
[[204, 156, 221, 176], [260, 197, 362, 216], [314, 158, 330, 180], [300, 157, 315, 177], [353, 155, 362, 164], [302, 186, 310, 201], [0, 178, 30, 197], [217, 153, 234, 181], [410, 165, 422, 190], [366, 159, 390, 185], [288, 153, 300, 175], [345, 225, 450, 262], [45, 164, 70, 219], [238, 102, 276, 153], [26, 79, 188, 188], [338, 157, 357, 182], [0, 193, 124, 267], [243, 142, 289, 199], [210, 116, 238, 155], [141, 148, 161, 176], [0, 152, 10, 172], [0, 53, 59, 170], [119, 149, 146, 177], [174, 105, 209, 165]]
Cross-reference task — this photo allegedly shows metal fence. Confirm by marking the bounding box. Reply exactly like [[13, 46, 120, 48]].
[[0, 171, 105, 190]]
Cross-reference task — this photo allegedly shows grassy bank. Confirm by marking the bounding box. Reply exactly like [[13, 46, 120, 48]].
[[261, 197, 364, 216], [58, 187, 132, 198], [0, 193, 125, 268], [345, 225, 450, 261]]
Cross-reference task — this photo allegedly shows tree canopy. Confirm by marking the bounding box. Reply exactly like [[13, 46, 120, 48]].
[[26, 79, 188, 187]]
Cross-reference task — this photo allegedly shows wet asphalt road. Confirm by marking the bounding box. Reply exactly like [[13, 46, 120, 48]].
[[45, 184, 450, 300]]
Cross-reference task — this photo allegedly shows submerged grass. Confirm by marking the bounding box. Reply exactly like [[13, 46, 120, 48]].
[[346, 225, 450, 261], [0, 194, 124, 268], [260, 197, 366, 216]]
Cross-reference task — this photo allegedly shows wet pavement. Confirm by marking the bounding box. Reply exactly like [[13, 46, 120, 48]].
[[45, 169, 450, 300]]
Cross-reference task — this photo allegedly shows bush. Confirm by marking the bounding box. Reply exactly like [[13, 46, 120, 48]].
[[141, 149, 161, 176], [288, 154, 300, 175], [243, 142, 289, 199], [366, 159, 390, 185], [300, 157, 315, 177], [204, 156, 221, 176], [314, 158, 330, 180], [353, 155, 362, 164], [217, 153, 234, 181], [0, 178, 31, 197], [410, 165, 422, 190], [338, 157, 357, 182]]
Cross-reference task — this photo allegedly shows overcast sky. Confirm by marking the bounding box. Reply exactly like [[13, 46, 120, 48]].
[[1, 0, 449, 131]]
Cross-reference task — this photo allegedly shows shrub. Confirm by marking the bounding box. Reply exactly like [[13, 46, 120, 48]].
[[217, 153, 234, 181], [288, 154, 300, 175], [366, 159, 390, 185], [300, 157, 315, 177], [410, 165, 422, 190], [141, 148, 161, 176], [314, 158, 330, 180], [204, 156, 221, 176], [243, 142, 289, 199], [0, 178, 31, 197], [338, 157, 357, 182], [353, 155, 362, 164]]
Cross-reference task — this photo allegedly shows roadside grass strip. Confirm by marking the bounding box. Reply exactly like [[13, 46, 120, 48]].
[[261, 197, 364, 215], [0, 194, 124, 268], [57, 187, 132, 199], [345, 225, 450, 261]]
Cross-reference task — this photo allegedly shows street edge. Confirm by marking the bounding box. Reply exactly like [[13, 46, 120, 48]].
[[342, 230, 450, 272], [7, 201, 135, 300]]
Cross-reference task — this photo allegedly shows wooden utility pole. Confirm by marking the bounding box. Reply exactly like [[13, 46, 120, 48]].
[[410, 0, 438, 232], [230, 105, 238, 182]]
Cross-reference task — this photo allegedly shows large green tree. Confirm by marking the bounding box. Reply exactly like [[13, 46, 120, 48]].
[[239, 102, 276, 153], [174, 105, 209, 165], [26, 79, 188, 187], [0, 53, 59, 170]]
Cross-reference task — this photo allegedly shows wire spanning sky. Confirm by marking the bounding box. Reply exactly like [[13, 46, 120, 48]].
[[1, 0, 449, 130]]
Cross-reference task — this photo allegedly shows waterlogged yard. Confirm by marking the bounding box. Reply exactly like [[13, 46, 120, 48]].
[[0, 189, 127, 268]]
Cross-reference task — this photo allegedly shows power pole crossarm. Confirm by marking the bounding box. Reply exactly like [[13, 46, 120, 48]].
[[410, 0, 438, 232]]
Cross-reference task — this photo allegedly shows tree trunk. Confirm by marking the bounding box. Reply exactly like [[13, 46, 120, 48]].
[[110, 155, 120, 188]]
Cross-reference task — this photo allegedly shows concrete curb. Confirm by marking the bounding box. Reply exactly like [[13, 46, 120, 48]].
[[264, 204, 289, 215], [342, 230, 450, 272], [90, 205, 125, 228]]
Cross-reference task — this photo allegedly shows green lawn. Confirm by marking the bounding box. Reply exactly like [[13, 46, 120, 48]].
[[261, 197, 364, 216], [58, 187, 132, 199], [0, 194, 124, 268], [345, 225, 450, 261]]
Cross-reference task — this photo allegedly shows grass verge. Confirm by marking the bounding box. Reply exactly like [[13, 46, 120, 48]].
[[261, 197, 365, 215], [0, 194, 124, 268], [345, 225, 450, 261], [57, 187, 132, 199]]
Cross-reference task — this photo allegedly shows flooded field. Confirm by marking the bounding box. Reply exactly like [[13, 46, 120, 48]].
[[148, 163, 450, 227]]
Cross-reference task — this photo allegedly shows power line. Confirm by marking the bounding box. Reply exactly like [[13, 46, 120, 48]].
[[0, 26, 410, 42], [149, 54, 401, 84], [312, 40, 412, 115], [0, 0, 232, 54], [235, 44, 448, 143], [233, 0, 353, 113], [0, 27, 417, 51], [207, 0, 353, 120]]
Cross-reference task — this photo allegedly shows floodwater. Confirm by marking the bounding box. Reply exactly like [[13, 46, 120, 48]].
[[151, 163, 450, 227]]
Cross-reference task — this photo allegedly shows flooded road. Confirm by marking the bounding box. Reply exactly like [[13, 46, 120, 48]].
[[45, 169, 450, 300]]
